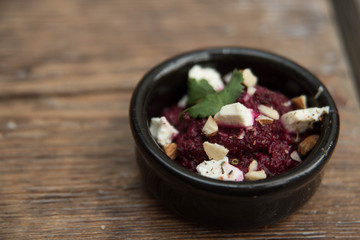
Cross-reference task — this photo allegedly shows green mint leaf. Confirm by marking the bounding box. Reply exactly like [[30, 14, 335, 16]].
[[187, 78, 216, 105], [183, 69, 244, 118]]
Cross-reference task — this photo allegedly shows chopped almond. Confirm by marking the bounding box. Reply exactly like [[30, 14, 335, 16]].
[[255, 114, 274, 125], [245, 170, 267, 181], [203, 141, 229, 161], [247, 86, 257, 96], [282, 101, 291, 107], [241, 68, 258, 87], [298, 135, 319, 156], [258, 105, 280, 120], [202, 116, 218, 137], [248, 160, 258, 172], [291, 95, 307, 109], [290, 150, 302, 162], [163, 143, 177, 160]]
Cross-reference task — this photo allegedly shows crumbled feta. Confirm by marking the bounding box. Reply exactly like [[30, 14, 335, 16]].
[[244, 170, 267, 181], [196, 157, 244, 181], [242, 68, 258, 87], [177, 95, 188, 108], [149, 117, 179, 146], [214, 102, 254, 127], [203, 141, 229, 160], [188, 65, 224, 91], [258, 105, 280, 120], [202, 116, 218, 137], [280, 106, 330, 133]]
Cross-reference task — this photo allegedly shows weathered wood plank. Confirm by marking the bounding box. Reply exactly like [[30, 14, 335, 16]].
[[0, 0, 359, 239], [331, 0, 360, 102]]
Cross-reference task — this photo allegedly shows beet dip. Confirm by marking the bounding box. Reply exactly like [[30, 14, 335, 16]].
[[150, 66, 327, 181]]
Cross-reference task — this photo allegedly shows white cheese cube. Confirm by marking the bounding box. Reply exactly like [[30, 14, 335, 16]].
[[196, 157, 244, 181], [149, 117, 179, 147], [188, 65, 224, 91], [214, 102, 254, 127], [203, 141, 229, 160], [280, 106, 330, 133], [242, 68, 258, 87]]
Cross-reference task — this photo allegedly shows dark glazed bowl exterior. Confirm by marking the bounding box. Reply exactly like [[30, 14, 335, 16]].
[[129, 48, 339, 227]]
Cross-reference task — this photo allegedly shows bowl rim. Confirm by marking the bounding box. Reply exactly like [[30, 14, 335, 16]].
[[130, 47, 340, 194]]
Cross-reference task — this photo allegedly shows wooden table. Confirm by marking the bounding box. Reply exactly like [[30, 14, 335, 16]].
[[1, 0, 359, 239]]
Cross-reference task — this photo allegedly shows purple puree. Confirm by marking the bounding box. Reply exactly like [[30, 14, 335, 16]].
[[163, 86, 312, 177]]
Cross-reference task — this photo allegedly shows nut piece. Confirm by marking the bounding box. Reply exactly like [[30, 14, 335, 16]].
[[163, 143, 177, 160], [290, 150, 302, 162], [255, 114, 274, 125], [298, 134, 319, 156], [177, 95, 188, 108], [241, 68, 258, 87], [245, 170, 267, 181], [291, 95, 307, 109], [247, 86, 257, 96], [203, 141, 229, 161], [202, 116, 218, 137], [223, 72, 232, 83], [258, 105, 280, 120], [248, 160, 258, 172], [282, 101, 292, 107]]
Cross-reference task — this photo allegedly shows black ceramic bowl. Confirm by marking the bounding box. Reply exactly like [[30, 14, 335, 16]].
[[130, 47, 339, 227]]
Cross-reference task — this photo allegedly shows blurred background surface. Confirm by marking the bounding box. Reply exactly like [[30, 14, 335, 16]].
[[0, 0, 359, 239]]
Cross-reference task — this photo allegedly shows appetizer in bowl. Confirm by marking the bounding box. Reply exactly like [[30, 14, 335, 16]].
[[150, 65, 330, 182], [130, 47, 339, 227]]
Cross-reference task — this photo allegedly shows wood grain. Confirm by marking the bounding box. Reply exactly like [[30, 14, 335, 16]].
[[331, 0, 360, 102], [0, 0, 359, 239]]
